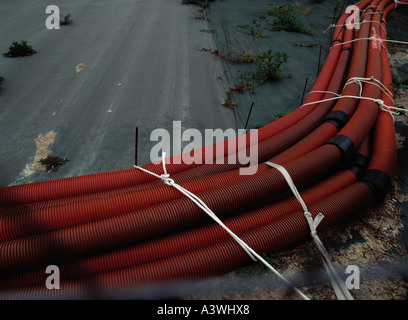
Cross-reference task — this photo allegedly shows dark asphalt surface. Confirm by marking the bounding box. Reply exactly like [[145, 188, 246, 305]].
[[0, 0, 237, 186]]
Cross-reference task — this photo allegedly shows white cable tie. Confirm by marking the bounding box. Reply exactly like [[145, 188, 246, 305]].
[[344, 76, 394, 102], [265, 161, 354, 300], [395, 0, 408, 6], [332, 34, 408, 49], [358, 20, 387, 34], [323, 24, 336, 34], [300, 90, 340, 108], [300, 94, 373, 108], [300, 73, 403, 121], [385, 38, 408, 46], [306, 90, 340, 97], [134, 153, 310, 300]]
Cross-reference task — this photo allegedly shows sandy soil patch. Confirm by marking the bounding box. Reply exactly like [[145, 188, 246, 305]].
[[29, 131, 57, 172], [75, 62, 86, 73]]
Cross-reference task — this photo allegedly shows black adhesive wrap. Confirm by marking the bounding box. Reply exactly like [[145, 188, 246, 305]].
[[348, 165, 363, 178], [325, 135, 355, 162], [348, 154, 370, 178], [361, 169, 391, 202], [331, 38, 342, 45], [341, 46, 353, 54], [351, 154, 370, 169], [325, 110, 349, 129]]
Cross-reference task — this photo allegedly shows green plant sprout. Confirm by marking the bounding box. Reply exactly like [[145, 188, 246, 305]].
[[60, 13, 73, 25], [267, 5, 312, 34], [223, 90, 238, 109], [254, 50, 289, 82], [237, 4, 313, 38], [390, 75, 408, 95], [233, 50, 289, 95], [3, 40, 37, 57]]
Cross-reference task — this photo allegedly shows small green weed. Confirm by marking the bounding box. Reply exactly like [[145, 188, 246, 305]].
[[254, 50, 289, 82], [3, 40, 37, 58], [267, 5, 312, 34], [237, 72, 257, 93], [390, 75, 408, 95], [233, 50, 289, 94], [271, 110, 287, 120], [181, 0, 215, 8], [39, 156, 70, 172], [237, 4, 312, 38], [60, 13, 73, 25], [200, 29, 215, 33], [223, 90, 238, 109], [237, 20, 267, 38]]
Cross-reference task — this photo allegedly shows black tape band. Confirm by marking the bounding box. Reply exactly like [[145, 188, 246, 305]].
[[353, 154, 370, 168], [331, 38, 342, 45], [326, 135, 355, 162], [361, 169, 391, 202], [325, 110, 349, 130], [341, 46, 353, 54], [348, 154, 370, 178]]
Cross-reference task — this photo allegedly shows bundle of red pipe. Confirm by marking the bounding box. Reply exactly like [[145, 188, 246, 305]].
[[0, 0, 405, 299]]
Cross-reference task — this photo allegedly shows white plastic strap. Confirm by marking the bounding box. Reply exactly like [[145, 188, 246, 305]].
[[344, 76, 394, 102], [332, 33, 408, 49], [393, 0, 408, 8], [306, 90, 340, 97], [265, 161, 354, 300], [134, 153, 310, 300], [300, 74, 407, 121], [324, 20, 386, 35]]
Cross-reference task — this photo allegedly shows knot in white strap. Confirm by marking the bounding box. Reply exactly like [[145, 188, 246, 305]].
[[265, 161, 354, 300], [304, 211, 324, 239], [160, 173, 175, 186], [374, 98, 384, 107]]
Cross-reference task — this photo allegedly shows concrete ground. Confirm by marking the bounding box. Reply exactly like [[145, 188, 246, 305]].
[[0, 0, 237, 187]]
